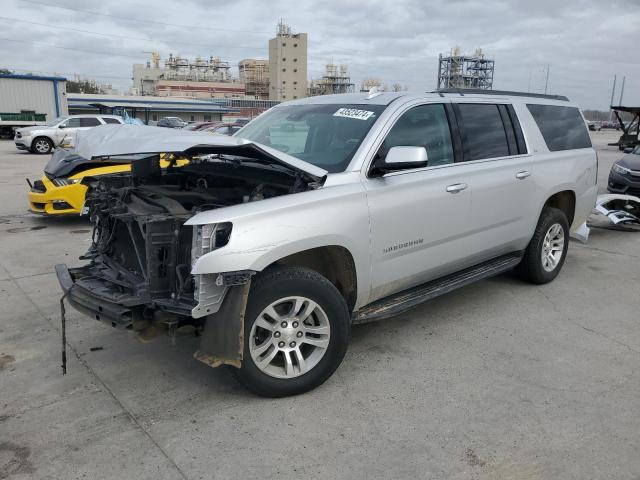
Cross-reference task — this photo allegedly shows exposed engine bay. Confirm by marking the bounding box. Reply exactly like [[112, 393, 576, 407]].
[[71, 153, 319, 332]]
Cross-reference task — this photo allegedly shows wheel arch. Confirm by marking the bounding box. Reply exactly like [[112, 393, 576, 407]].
[[31, 135, 54, 152], [192, 232, 369, 311], [543, 189, 576, 227], [265, 245, 358, 312]]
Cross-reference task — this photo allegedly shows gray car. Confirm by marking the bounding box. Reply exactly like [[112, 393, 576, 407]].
[[608, 145, 640, 196], [55, 90, 597, 396], [14, 114, 124, 154]]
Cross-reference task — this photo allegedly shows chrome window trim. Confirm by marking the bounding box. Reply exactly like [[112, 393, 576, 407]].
[[379, 152, 533, 178]]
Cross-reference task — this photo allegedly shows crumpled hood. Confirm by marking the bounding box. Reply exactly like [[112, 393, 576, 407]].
[[73, 124, 328, 182]]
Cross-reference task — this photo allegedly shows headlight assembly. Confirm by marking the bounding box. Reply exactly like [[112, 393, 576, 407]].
[[191, 223, 232, 265], [612, 163, 630, 176], [51, 178, 81, 187]]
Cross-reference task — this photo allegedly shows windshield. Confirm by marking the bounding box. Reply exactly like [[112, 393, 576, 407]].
[[45, 116, 67, 127], [237, 104, 387, 173]]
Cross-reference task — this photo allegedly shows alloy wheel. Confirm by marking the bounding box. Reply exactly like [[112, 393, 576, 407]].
[[541, 223, 565, 272], [34, 139, 50, 153], [249, 296, 331, 379]]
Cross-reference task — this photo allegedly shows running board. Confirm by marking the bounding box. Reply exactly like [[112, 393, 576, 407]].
[[354, 251, 523, 324]]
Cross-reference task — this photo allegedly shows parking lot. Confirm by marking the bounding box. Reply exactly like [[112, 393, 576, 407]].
[[1, 131, 639, 479]]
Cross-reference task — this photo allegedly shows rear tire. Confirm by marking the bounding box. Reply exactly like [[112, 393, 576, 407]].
[[31, 137, 53, 154], [237, 266, 350, 397], [517, 207, 569, 284]]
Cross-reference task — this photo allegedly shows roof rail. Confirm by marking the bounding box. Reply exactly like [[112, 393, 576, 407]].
[[433, 88, 569, 102]]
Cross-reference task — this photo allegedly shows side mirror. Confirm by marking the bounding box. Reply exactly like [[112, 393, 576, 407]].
[[371, 146, 428, 176], [623, 147, 633, 154], [58, 124, 65, 129]]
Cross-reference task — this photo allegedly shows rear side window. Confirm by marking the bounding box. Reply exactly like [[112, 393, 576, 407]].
[[456, 104, 510, 161], [102, 117, 121, 124], [526, 104, 592, 151], [80, 117, 101, 127]]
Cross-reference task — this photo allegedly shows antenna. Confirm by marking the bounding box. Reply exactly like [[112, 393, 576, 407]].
[[366, 85, 384, 100]]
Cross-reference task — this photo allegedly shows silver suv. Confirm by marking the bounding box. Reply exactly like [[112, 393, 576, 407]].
[[56, 90, 597, 396], [14, 114, 124, 154]]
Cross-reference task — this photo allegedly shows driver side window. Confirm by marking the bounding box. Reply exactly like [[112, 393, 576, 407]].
[[379, 104, 454, 167], [268, 121, 309, 154]]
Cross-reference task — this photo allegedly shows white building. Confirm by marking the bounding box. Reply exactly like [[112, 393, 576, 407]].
[[0, 74, 68, 120]]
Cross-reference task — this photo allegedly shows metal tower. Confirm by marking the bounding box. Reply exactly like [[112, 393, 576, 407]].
[[437, 47, 494, 90]]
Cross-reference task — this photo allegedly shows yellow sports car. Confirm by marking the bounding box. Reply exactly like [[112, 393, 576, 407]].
[[28, 150, 187, 216]]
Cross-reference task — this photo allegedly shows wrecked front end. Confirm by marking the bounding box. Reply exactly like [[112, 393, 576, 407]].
[[56, 128, 326, 369]]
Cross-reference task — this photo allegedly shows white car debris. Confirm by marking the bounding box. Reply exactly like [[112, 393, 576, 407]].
[[588, 194, 640, 231]]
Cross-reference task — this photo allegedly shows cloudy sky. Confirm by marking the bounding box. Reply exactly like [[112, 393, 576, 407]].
[[1, 0, 638, 109]]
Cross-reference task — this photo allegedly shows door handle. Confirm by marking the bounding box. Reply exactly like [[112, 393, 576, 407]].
[[516, 171, 531, 180], [446, 183, 468, 193]]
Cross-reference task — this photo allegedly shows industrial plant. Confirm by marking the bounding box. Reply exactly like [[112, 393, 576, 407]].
[[130, 21, 309, 103], [437, 46, 495, 90], [131, 52, 245, 98], [308, 63, 355, 96], [238, 59, 270, 100]]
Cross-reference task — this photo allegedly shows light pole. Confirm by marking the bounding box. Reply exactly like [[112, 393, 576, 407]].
[[609, 75, 617, 124], [544, 64, 550, 95]]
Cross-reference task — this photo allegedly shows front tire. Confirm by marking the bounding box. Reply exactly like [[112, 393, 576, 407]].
[[237, 266, 350, 397], [517, 207, 569, 284], [31, 137, 53, 154]]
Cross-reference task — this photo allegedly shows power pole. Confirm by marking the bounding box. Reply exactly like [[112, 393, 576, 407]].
[[544, 65, 550, 95], [618, 76, 626, 105], [609, 75, 617, 123]]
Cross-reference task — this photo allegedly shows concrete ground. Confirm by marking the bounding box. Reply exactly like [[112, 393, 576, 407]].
[[1, 131, 638, 480]]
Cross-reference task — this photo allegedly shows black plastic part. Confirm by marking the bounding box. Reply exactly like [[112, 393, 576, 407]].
[[218, 270, 256, 286], [354, 251, 524, 323], [498, 104, 518, 156], [194, 283, 250, 368], [60, 292, 68, 375], [506, 104, 528, 154], [52, 201, 72, 210], [31, 179, 46, 192], [55, 263, 135, 328], [131, 155, 161, 184], [434, 88, 569, 102], [444, 103, 463, 163]]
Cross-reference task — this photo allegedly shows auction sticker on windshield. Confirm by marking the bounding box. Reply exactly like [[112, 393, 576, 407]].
[[333, 108, 375, 121]]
